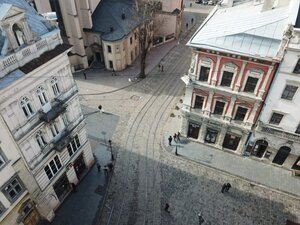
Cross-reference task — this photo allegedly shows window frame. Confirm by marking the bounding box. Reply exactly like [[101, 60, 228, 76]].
[[50, 123, 59, 137], [20, 96, 34, 118], [2, 176, 25, 203], [36, 131, 47, 149], [233, 106, 248, 121], [67, 135, 81, 157], [44, 155, 62, 180], [269, 112, 284, 125], [242, 69, 263, 94], [198, 66, 211, 82], [193, 95, 205, 109], [213, 100, 226, 116], [51, 77, 60, 96], [281, 84, 298, 100], [197, 57, 213, 82], [36, 86, 48, 106], [107, 45, 112, 53], [293, 59, 300, 74]]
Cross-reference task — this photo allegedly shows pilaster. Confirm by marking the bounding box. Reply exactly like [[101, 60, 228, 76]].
[[234, 61, 247, 92], [216, 126, 227, 149], [203, 91, 214, 117], [258, 66, 274, 98], [246, 102, 260, 126], [211, 56, 221, 86], [224, 96, 236, 122]]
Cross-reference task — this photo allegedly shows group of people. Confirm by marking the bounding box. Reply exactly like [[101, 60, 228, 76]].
[[168, 132, 181, 146], [221, 183, 231, 193]]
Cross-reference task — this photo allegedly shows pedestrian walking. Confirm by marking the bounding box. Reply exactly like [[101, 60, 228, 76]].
[[168, 136, 172, 146], [107, 163, 114, 171], [104, 166, 108, 176], [225, 183, 231, 192], [158, 64, 161, 71], [161, 64, 164, 72], [177, 131, 181, 142], [98, 105, 102, 113], [173, 133, 177, 141], [191, 18, 194, 24], [83, 72, 87, 80], [221, 183, 227, 193], [164, 203, 170, 213], [186, 23, 188, 29], [97, 162, 101, 173], [71, 183, 77, 192]]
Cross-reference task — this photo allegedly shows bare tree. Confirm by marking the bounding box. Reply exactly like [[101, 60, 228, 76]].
[[133, 0, 162, 78]]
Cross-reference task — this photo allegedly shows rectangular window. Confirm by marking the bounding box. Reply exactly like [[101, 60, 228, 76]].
[[44, 156, 62, 180], [2, 177, 24, 203], [293, 59, 300, 74], [107, 45, 112, 53], [281, 85, 298, 100], [213, 101, 225, 115], [199, 66, 210, 82], [234, 107, 248, 121], [269, 113, 284, 125], [220, 71, 234, 87], [0, 201, 6, 217], [67, 135, 81, 157], [295, 124, 300, 134], [194, 96, 204, 109], [130, 37, 133, 44], [244, 77, 258, 93]]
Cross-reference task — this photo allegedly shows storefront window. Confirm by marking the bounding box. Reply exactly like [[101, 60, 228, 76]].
[[222, 133, 241, 150], [205, 128, 218, 144], [188, 122, 200, 139]]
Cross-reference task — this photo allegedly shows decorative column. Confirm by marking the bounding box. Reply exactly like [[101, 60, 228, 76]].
[[199, 120, 207, 143], [21, 18, 34, 43], [224, 96, 236, 122], [216, 125, 227, 149], [258, 66, 274, 98], [234, 61, 247, 92], [211, 56, 221, 86], [2, 24, 19, 51], [203, 90, 214, 117], [246, 102, 260, 127], [236, 131, 249, 154], [180, 114, 189, 137]]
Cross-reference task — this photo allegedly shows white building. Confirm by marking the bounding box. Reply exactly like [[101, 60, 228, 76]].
[[246, 1, 300, 173], [0, 0, 94, 223]]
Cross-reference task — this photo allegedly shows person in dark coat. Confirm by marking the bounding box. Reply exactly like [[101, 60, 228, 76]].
[[168, 136, 172, 146], [225, 183, 231, 192], [221, 183, 227, 193], [173, 133, 177, 142], [164, 203, 170, 213], [83, 72, 87, 80], [177, 132, 181, 141], [97, 163, 101, 172]]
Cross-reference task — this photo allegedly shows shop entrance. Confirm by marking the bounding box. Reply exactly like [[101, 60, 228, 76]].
[[187, 122, 200, 139], [251, 140, 268, 158], [74, 154, 86, 179], [272, 146, 291, 165], [222, 133, 241, 150], [53, 173, 71, 201]]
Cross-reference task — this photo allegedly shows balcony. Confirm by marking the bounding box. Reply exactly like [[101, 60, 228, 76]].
[[39, 102, 66, 123], [0, 29, 62, 78], [53, 130, 72, 152]]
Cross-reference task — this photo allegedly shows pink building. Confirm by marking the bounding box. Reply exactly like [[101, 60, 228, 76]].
[[181, 0, 291, 153]]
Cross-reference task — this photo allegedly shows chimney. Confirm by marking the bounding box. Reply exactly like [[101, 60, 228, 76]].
[[121, 13, 125, 20]]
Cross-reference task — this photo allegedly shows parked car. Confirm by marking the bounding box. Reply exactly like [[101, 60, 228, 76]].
[[195, 0, 203, 4]]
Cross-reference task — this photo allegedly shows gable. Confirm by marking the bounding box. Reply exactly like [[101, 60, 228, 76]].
[[0, 4, 25, 21]]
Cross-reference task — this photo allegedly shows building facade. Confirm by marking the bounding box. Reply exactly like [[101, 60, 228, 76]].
[[246, 8, 300, 174], [181, 0, 291, 153], [28, 0, 182, 71], [0, 0, 94, 223]]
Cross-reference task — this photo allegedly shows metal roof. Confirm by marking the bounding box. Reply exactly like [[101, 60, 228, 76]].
[[188, 1, 291, 60], [91, 0, 140, 42]]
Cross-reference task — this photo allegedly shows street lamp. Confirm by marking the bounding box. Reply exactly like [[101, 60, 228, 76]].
[[108, 139, 114, 161]]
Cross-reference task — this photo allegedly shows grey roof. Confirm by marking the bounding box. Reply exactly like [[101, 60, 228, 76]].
[[91, 0, 140, 42], [0, 0, 52, 55], [0, 69, 25, 90], [188, 1, 290, 61]]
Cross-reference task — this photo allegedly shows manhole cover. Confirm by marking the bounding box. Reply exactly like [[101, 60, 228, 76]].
[[130, 95, 141, 101]]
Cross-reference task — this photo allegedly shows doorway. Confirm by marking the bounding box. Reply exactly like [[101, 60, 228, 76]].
[[53, 173, 71, 201], [74, 154, 86, 179], [272, 146, 291, 165], [251, 140, 268, 158], [187, 122, 200, 139]]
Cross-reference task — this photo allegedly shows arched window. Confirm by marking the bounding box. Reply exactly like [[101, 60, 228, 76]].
[[20, 97, 34, 118], [36, 131, 47, 148], [12, 24, 25, 46], [37, 86, 48, 106], [51, 77, 60, 96]]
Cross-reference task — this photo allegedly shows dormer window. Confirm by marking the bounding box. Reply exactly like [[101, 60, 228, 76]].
[[13, 24, 25, 46]]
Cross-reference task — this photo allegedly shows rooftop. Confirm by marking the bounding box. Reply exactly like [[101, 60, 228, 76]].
[[188, 0, 291, 61], [90, 0, 140, 42]]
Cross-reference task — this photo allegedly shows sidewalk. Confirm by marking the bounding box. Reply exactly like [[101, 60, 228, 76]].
[[163, 103, 300, 199]]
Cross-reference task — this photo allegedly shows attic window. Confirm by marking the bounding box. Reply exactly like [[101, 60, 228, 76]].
[[122, 13, 125, 20]]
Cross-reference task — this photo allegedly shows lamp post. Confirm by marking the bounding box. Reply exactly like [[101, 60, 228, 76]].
[[108, 139, 114, 161]]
